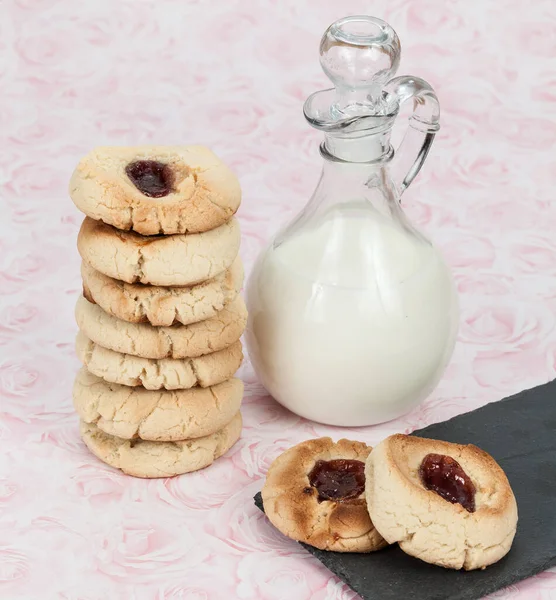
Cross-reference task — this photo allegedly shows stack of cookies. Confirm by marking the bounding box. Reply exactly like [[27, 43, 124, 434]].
[[69, 146, 247, 478]]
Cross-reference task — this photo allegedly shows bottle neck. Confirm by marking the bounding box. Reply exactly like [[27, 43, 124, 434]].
[[322, 130, 393, 163], [319, 149, 393, 191], [316, 150, 400, 215], [273, 146, 403, 248]]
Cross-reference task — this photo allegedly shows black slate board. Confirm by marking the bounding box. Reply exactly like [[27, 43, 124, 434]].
[[254, 380, 556, 600]]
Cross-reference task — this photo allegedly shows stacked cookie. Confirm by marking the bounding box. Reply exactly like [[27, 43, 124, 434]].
[[69, 146, 246, 478]]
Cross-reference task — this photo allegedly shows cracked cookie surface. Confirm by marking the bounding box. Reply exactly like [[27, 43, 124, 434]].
[[262, 437, 387, 553], [365, 434, 518, 570], [75, 295, 247, 359], [75, 332, 243, 390], [80, 411, 242, 478], [81, 258, 243, 326], [77, 216, 240, 287], [73, 368, 243, 441], [69, 146, 241, 236]]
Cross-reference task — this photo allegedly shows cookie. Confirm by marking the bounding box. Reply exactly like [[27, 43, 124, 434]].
[[77, 216, 240, 287], [261, 438, 387, 553], [75, 295, 247, 359], [69, 146, 241, 236], [80, 411, 242, 478], [365, 434, 518, 570], [76, 332, 243, 390], [81, 257, 243, 326], [73, 368, 243, 441]]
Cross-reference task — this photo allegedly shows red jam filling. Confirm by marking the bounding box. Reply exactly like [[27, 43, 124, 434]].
[[419, 453, 476, 512], [125, 160, 174, 198], [308, 459, 365, 503]]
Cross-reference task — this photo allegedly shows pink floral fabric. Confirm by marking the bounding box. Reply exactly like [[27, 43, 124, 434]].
[[1, 0, 555, 598]]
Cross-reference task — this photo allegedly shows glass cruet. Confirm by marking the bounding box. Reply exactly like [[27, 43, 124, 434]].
[[245, 16, 459, 426]]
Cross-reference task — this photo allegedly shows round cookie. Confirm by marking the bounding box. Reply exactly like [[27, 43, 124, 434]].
[[81, 258, 244, 326], [75, 295, 247, 359], [76, 332, 243, 390], [77, 216, 240, 287], [365, 434, 518, 570], [80, 411, 242, 478], [73, 368, 243, 441], [262, 437, 387, 553], [69, 146, 241, 236]]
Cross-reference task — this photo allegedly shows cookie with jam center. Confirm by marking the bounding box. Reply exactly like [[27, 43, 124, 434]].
[[261, 438, 388, 553], [365, 434, 518, 570], [69, 146, 241, 236]]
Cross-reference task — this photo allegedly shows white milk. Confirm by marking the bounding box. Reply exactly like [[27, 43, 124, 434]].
[[246, 209, 459, 426]]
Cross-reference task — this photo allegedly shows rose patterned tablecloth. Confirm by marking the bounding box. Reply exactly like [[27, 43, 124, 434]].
[[1, 0, 556, 598]]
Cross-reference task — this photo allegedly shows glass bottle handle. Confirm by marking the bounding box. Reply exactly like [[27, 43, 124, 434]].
[[384, 76, 440, 195]]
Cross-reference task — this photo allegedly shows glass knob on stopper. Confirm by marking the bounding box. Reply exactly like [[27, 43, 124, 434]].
[[319, 15, 401, 118]]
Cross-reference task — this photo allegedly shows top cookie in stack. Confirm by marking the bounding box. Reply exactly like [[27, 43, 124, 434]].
[[69, 146, 246, 478], [70, 146, 241, 235]]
